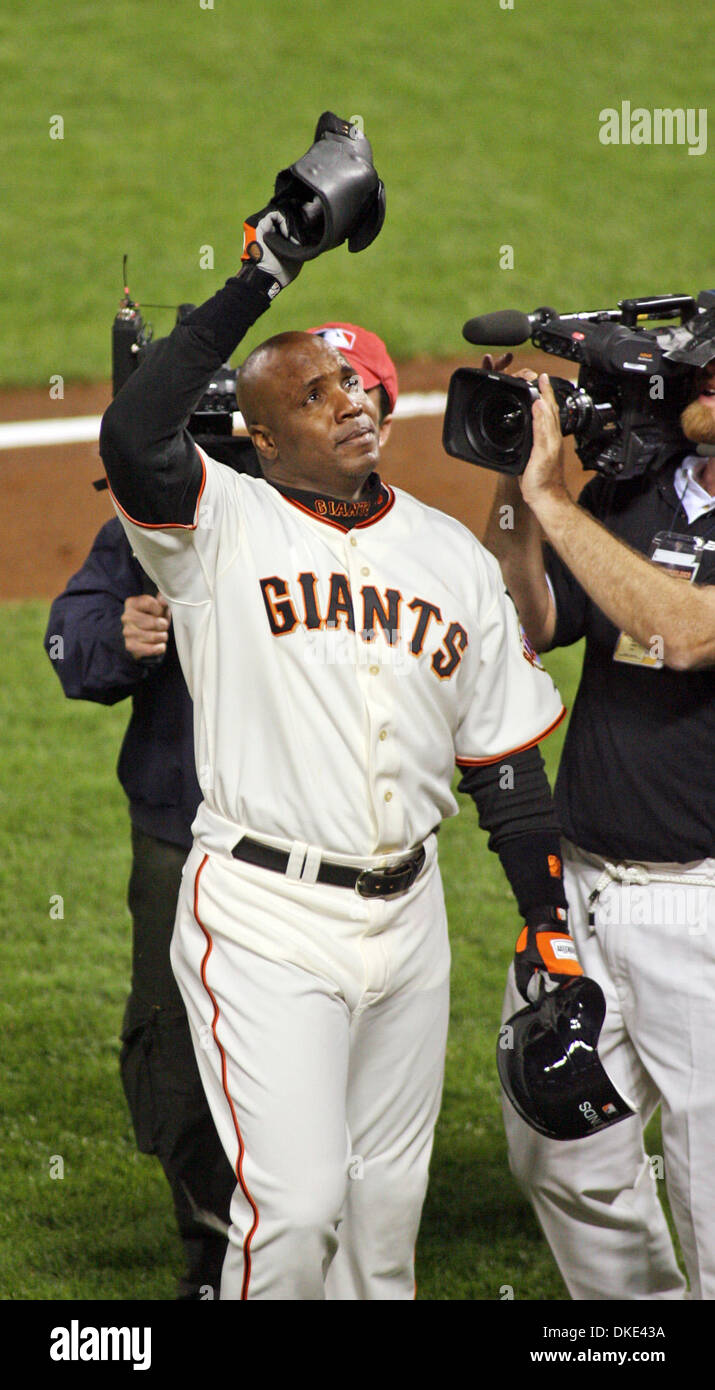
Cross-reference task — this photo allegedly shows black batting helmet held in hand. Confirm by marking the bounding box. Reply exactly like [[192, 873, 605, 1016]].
[[264, 111, 385, 263], [497, 977, 635, 1141]]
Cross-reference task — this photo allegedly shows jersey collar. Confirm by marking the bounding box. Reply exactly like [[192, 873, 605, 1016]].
[[269, 472, 395, 531]]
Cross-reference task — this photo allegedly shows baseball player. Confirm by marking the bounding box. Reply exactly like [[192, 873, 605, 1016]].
[[45, 322, 398, 1300], [483, 362, 715, 1299], [99, 189, 578, 1299]]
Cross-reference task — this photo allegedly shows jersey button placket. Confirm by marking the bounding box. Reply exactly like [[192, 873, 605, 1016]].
[[346, 531, 403, 847]]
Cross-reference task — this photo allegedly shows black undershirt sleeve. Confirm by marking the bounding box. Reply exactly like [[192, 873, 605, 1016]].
[[457, 745, 568, 919], [99, 267, 274, 526]]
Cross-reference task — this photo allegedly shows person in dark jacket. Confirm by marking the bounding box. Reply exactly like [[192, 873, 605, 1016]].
[[45, 514, 234, 1299]]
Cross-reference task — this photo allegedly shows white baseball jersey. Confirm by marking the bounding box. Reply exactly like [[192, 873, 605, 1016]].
[[114, 449, 565, 861]]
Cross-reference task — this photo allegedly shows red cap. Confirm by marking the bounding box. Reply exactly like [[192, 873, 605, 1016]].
[[307, 322, 398, 415]]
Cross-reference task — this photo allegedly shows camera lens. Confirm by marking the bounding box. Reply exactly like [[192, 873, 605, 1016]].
[[443, 369, 545, 474], [465, 384, 531, 464]]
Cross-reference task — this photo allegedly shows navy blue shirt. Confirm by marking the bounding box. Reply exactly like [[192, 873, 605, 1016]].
[[44, 518, 199, 849], [544, 460, 715, 864]]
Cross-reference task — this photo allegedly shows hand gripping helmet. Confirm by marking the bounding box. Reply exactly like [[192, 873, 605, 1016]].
[[263, 111, 385, 263], [497, 977, 635, 1140]]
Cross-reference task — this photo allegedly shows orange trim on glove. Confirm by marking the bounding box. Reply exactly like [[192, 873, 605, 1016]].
[[242, 222, 262, 263], [515, 927, 584, 978]]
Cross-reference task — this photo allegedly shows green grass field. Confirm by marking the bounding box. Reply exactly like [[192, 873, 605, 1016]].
[[0, 603, 677, 1301], [0, 0, 697, 1309], [1, 0, 711, 383]]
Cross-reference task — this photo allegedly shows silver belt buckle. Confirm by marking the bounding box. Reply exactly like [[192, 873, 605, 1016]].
[[355, 848, 425, 899]]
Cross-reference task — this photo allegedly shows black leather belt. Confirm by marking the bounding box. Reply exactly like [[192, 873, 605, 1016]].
[[231, 835, 427, 898]]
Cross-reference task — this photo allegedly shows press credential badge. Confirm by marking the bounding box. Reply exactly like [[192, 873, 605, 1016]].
[[613, 531, 705, 669]]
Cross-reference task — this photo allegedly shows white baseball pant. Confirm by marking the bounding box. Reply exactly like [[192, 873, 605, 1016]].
[[170, 834, 450, 1300], [501, 840, 715, 1300]]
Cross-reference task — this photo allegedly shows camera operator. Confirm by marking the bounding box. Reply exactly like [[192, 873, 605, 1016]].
[[498, 366, 715, 669], [482, 361, 715, 1300]]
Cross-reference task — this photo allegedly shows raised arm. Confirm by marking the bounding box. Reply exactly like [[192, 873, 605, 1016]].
[[99, 114, 385, 526], [522, 376, 715, 670], [99, 261, 282, 526]]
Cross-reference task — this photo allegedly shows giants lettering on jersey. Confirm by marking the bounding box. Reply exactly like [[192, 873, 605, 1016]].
[[259, 571, 469, 680]]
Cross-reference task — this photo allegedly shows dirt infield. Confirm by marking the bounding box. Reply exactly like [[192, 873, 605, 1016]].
[[0, 354, 585, 601]]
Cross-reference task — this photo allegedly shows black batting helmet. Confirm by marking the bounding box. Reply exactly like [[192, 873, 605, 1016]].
[[497, 977, 635, 1141]]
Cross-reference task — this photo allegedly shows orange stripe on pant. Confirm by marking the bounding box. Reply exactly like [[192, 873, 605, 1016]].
[[193, 852, 260, 1300]]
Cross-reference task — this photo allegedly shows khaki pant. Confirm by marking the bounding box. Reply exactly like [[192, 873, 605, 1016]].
[[502, 841, 715, 1300]]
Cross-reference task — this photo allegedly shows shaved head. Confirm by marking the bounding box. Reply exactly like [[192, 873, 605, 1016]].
[[234, 330, 381, 500], [237, 332, 336, 430]]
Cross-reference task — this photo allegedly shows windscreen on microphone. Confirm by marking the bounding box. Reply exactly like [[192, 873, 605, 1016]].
[[462, 311, 533, 347]]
